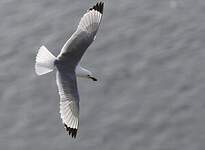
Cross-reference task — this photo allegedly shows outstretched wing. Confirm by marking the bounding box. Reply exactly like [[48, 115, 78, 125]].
[[56, 71, 79, 138], [57, 2, 104, 65]]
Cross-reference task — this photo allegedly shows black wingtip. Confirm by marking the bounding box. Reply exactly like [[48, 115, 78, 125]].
[[89, 1, 104, 14], [64, 123, 77, 138]]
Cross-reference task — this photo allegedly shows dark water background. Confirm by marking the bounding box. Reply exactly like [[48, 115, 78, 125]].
[[0, 0, 205, 149]]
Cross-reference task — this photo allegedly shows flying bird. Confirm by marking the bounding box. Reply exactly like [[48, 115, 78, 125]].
[[35, 2, 104, 138]]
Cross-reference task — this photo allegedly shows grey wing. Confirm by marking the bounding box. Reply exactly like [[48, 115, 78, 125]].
[[56, 71, 79, 138], [57, 2, 104, 65]]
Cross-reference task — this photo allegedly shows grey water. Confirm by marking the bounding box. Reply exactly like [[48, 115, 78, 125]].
[[0, 0, 205, 149]]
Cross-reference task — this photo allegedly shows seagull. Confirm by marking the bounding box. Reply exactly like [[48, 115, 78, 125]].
[[35, 2, 104, 138]]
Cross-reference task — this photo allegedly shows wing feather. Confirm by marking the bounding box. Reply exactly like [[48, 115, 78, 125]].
[[57, 2, 104, 65], [56, 71, 79, 138]]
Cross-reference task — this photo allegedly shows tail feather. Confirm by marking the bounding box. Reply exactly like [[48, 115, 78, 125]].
[[35, 45, 56, 75]]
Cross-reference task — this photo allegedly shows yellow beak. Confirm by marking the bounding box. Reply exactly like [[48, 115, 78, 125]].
[[89, 76, 98, 81]]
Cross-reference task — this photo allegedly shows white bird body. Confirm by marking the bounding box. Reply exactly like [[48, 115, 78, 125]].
[[35, 2, 104, 138]]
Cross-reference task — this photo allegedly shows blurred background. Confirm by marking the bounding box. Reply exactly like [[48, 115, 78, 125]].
[[0, 0, 205, 149]]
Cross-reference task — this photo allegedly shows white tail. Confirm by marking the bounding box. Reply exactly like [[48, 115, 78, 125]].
[[35, 45, 56, 76]]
